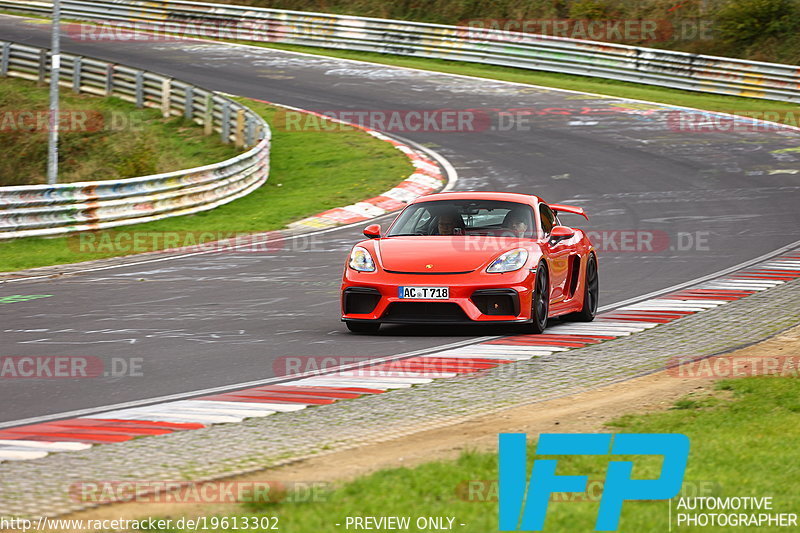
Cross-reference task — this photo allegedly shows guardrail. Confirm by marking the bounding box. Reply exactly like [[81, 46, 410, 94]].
[[0, 38, 271, 240], [0, 0, 798, 103]]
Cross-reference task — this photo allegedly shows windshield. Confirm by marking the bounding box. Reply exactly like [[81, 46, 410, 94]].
[[387, 200, 535, 238]]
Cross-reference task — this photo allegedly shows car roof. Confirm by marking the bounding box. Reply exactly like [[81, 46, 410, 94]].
[[411, 191, 542, 205]]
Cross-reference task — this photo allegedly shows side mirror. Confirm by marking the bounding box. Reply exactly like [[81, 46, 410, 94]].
[[549, 225, 575, 244], [363, 224, 381, 239]]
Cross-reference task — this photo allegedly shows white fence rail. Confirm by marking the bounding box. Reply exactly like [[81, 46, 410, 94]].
[[0, 0, 798, 103], [0, 38, 270, 239]]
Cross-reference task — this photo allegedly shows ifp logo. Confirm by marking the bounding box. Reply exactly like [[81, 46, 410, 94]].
[[498, 433, 689, 531]]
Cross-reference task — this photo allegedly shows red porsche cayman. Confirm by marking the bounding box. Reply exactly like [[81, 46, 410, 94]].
[[340, 192, 598, 334]]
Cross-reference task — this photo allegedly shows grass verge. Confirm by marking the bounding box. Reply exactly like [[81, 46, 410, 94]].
[[0, 99, 413, 272], [0, 77, 241, 186], [151, 375, 800, 532]]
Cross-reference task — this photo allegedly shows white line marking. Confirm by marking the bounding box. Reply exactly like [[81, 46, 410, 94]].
[[0, 18, 796, 429], [0, 440, 91, 451], [0, 335, 492, 429], [184, 401, 306, 412], [655, 299, 731, 305], [84, 411, 243, 424], [595, 239, 800, 311], [421, 352, 540, 360], [549, 323, 643, 329], [151, 402, 276, 417], [325, 373, 436, 383], [173, 400, 287, 413], [288, 378, 410, 389], [590, 321, 660, 328], [0, 450, 49, 460]]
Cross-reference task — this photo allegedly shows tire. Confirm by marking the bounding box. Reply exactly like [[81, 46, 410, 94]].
[[569, 254, 599, 322], [529, 263, 549, 334], [346, 321, 380, 334]]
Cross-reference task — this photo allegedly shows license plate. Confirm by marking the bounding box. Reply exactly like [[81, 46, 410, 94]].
[[398, 286, 449, 299]]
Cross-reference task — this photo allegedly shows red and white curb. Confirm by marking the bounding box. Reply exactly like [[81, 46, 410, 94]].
[[0, 251, 797, 462], [249, 101, 448, 231], [288, 135, 445, 228]]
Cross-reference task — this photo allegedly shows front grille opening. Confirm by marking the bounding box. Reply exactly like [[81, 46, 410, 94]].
[[383, 302, 468, 322], [471, 289, 519, 316], [344, 288, 381, 314]]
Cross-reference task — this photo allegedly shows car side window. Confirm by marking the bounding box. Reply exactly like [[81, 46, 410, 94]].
[[414, 210, 431, 234], [539, 204, 555, 236]]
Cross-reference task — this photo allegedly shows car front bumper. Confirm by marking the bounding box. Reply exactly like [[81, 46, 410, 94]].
[[341, 269, 536, 324]]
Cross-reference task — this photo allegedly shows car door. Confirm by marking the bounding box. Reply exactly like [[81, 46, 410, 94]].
[[538, 203, 572, 303]]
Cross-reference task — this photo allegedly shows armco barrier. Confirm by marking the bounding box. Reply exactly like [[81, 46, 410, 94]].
[[0, 39, 270, 239], [0, 0, 798, 103]]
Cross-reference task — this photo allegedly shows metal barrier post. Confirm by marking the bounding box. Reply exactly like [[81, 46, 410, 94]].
[[38, 49, 47, 85], [221, 100, 231, 143], [204, 93, 213, 135], [0, 38, 272, 240], [0, 42, 9, 77], [184, 86, 194, 119], [105, 63, 114, 96], [235, 108, 245, 147], [245, 117, 254, 147], [134, 70, 144, 107], [72, 56, 82, 93], [161, 78, 171, 118]]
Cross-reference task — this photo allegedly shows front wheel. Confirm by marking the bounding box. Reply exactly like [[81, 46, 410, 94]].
[[528, 263, 549, 334], [569, 254, 598, 322], [345, 321, 380, 334]]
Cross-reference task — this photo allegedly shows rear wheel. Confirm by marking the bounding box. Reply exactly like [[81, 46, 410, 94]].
[[346, 321, 380, 334], [529, 263, 549, 334], [569, 254, 598, 322]]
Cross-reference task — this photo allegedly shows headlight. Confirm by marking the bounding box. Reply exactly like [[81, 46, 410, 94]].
[[349, 246, 376, 272], [486, 248, 528, 273]]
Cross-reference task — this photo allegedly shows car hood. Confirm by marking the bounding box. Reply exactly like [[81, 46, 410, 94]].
[[376, 236, 531, 273]]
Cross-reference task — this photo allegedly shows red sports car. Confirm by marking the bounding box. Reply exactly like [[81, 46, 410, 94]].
[[340, 192, 598, 334]]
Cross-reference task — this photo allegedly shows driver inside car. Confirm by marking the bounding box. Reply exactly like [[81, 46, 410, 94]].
[[433, 210, 465, 235], [502, 208, 531, 237]]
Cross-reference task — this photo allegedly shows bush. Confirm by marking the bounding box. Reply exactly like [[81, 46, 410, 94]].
[[716, 0, 800, 46], [568, 0, 614, 19]]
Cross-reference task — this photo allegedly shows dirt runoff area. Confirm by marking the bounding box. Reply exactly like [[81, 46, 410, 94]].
[[59, 322, 800, 526]]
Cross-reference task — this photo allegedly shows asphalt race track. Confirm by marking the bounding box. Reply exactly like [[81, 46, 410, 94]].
[[1, 15, 799, 424]]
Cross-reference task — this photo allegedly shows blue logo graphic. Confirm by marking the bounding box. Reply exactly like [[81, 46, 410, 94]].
[[498, 433, 689, 531]]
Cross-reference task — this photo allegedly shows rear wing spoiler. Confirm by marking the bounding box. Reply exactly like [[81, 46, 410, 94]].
[[549, 203, 588, 220]]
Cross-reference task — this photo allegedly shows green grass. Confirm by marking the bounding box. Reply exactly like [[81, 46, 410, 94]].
[[149, 376, 800, 532], [0, 99, 413, 272], [0, 77, 241, 186]]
